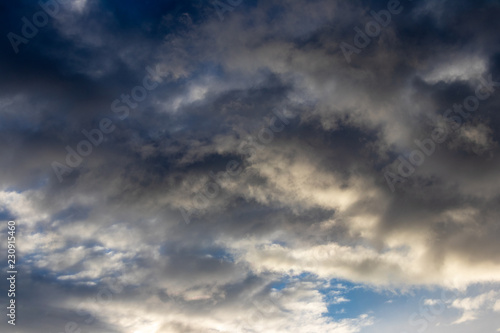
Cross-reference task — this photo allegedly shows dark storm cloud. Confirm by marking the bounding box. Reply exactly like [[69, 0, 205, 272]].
[[1, 0, 500, 332]]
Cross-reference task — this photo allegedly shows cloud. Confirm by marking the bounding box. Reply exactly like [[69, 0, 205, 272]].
[[451, 291, 500, 324], [1, 0, 500, 332]]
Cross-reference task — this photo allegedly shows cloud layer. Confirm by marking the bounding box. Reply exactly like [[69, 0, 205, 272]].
[[1, 0, 500, 332]]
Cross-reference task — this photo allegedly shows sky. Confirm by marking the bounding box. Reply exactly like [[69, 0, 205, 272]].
[[1, 0, 500, 332]]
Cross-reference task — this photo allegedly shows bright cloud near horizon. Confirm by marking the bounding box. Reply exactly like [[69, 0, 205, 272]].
[[1, 0, 500, 332]]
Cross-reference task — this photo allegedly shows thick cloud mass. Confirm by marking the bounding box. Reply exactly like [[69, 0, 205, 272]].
[[1, 0, 500, 332]]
